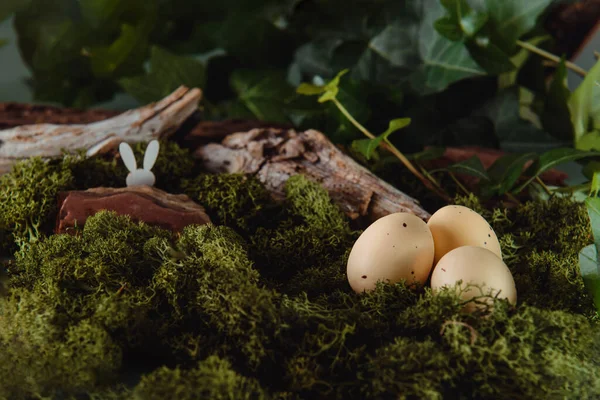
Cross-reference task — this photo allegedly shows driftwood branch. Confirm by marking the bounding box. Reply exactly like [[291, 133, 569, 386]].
[[195, 128, 430, 222], [0, 86, 202, 175]]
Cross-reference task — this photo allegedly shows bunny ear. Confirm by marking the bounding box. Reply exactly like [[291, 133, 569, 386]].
[[119, 142, 137, 172], [143, 140, 160, 171]]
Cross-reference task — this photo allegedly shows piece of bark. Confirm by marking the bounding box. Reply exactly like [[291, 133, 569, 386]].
[[182, 118, 292, 146], [0, 103, 120, 129], [0, 86, 202, 176], [195, 128, 430, 222], [56, 186, 211, 234]]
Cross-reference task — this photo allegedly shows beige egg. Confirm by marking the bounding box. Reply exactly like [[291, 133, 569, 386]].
[[430, 246, 517, 313], [346, 212, 435, 293], [427, 205, 502, 264]]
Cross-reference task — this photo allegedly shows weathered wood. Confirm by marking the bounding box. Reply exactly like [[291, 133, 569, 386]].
[[182, 118, 292, 146], [56, 185, 211, 234], [0, 103, 120, 129], [195, 128, 431, 222], [0, 86, 202, 175]]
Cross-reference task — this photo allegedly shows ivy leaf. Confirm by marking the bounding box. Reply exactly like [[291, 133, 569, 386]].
[[466, 36, 515, 74], [473, 88, 562, 152], [443, 155, 490, 181], [89, 24, 148, 78], [351, 118, 411, 160], [514, 148, 600, 193], [578, 243, 600, 312], [481, 152, 537, 196], [436, 0, 488, 39], [0, 0, 31, 21], [434, 17, 463, 41], [229, 69, 294, 123], [570, 59, 600, 145], [483, 0, 553, 53], [591, 171, 600, 198], [407, 147, 446, 161], [296, 69, 349, 103], [120, 46, 206, 104], [541, 58, 573, 142], [413, 0, 486, 94]]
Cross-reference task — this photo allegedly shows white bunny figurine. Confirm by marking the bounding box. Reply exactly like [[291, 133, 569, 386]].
[[119, 140, 160, 187]]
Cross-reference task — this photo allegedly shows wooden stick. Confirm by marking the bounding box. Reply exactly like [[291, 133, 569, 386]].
[[195, 128, 431, 222], [0, 86, 202, 175]]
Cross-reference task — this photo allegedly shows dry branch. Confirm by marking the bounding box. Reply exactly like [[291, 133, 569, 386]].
[[196, 128, 430, 222], [0, 86, 202, 175]]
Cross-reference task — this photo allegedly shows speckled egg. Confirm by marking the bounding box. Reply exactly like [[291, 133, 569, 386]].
[[427, 205, 502, 264], [346, 212, 435, 293], [430, 246, 517, 313]]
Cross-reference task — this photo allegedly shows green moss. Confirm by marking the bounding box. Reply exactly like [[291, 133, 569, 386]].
[[129, 355, 268, 400], [1, 152, 600, 399], [181, 173, 275, 232], [0, 288, 123, 399], [0, 140, 195, 255], [0, 157, 74, 253], [249, 175, 359, 286]]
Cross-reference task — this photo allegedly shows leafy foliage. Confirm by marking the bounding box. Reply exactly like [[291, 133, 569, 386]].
[[1, 0, 584, 160]]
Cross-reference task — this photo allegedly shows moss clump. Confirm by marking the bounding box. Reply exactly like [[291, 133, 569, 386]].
[[0, 141, 196, 255], [0, 157, 74, 253], [1, 151, 599, 399], [181, 173, 275, 232], [453, 194, 594, 317], [249, 175, 359, 291], [128, 355, 268, 400]]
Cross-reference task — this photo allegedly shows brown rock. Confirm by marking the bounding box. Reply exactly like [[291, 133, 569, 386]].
[[56, 186, 211, 234]]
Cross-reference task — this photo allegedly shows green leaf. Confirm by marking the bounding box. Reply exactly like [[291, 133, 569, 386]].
[[577, 131, 600, 151], [541, 58, 573, 142], [498, 35, 550, 89], [120, 46, 206, 104], [473, 88, 563, 152], [456, 1, 488, 37], [351, 118, 411, 160], [296, 83, 326, 96], [514, 148, 600, 193], [89, 24, 148, 78], [414, 0, 486, 93], [591, 171, 600, 197], [434, 17, 463, 41], [0, 39, 7, 48], [466, 37, 515, 74], [444, 155, 490, 181], [483, 0, 553, 53], [587, 197, 600, 254], [0, 0, 31, 21], [407, 147, 446, 161], [438, 0, 488, 38], [570, 59, 600, 145], [578, 244, 600, 312], [481, 152, 537, 196], [230, 69, 294, 123]]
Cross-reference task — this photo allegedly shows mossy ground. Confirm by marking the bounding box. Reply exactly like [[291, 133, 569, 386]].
[[0, 142, 599, 399]]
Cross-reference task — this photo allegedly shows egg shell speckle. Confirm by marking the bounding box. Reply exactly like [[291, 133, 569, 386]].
[[346, 213, 435, 293], [430, 246, 517, 313], [427, 205, 502, 264]]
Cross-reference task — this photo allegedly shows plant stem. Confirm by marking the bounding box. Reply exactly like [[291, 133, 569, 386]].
[[332, 98, 375, 139], [448, 172, 470, 195], [505, 192, 522, 205], [516, 40, 588, 77], [332, 98, 451, 201], [534, 176, 552, 196]]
